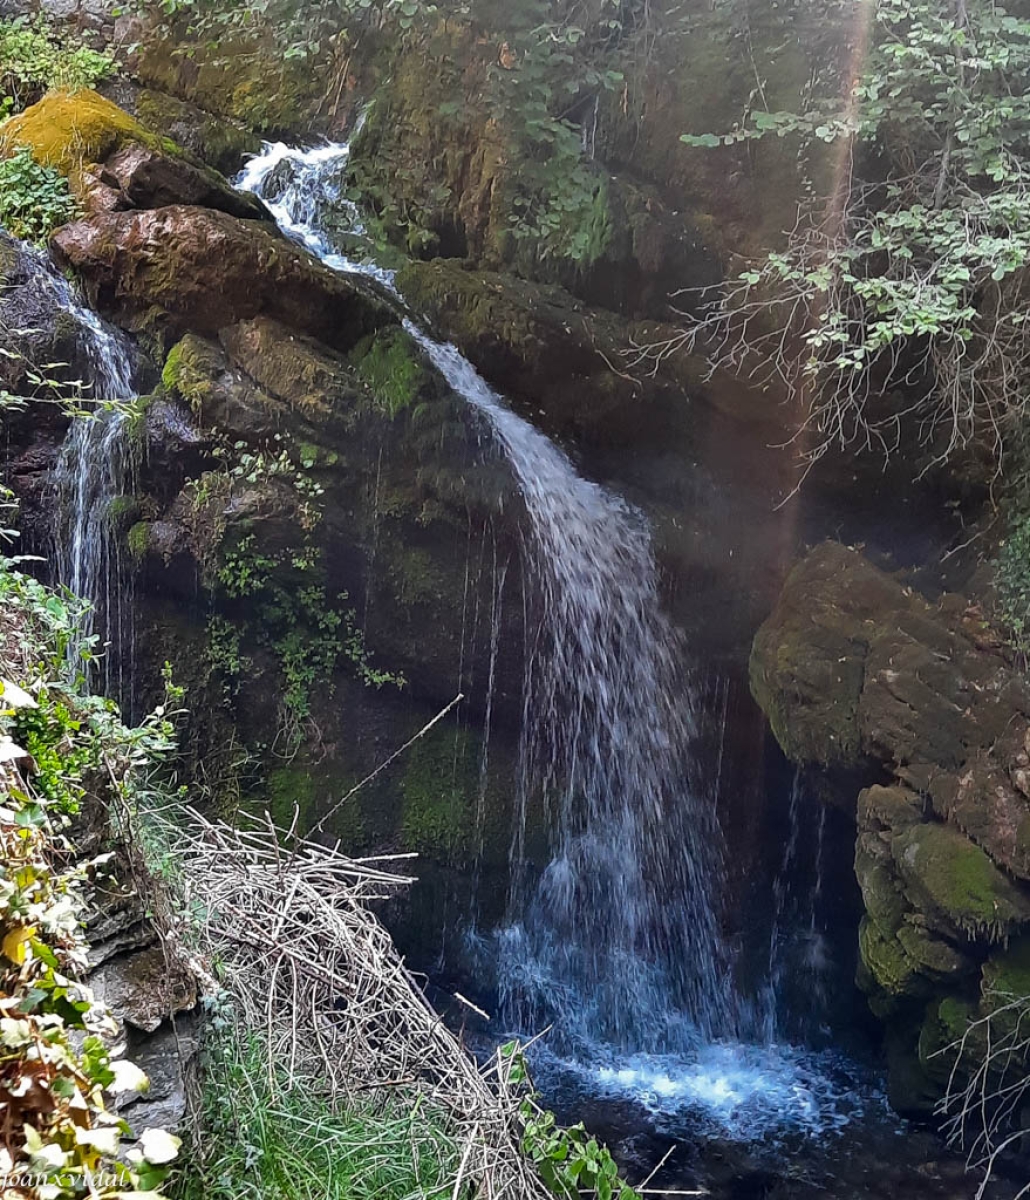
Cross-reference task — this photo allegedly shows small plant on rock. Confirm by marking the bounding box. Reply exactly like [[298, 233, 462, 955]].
[[0, 146, 78, 244]]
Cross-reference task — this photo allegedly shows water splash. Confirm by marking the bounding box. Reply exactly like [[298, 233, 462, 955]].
[[548, 1042, 881, 1144]]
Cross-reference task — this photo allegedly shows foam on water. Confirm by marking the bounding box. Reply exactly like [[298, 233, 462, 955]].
[[512, 1041, 882, 1150]]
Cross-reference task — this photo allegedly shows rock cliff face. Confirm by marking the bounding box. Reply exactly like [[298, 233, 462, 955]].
[[751, 541, 1030, 1110], [2, 89, 527, 886]]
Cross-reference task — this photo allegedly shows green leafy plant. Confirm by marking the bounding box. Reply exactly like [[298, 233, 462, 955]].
[[654, 0, 1030, 475], [0, 146, 78, 243], [501, 1044, 640, 1200], [0, 557, 182, 1198], [0, 17, 114, 110]]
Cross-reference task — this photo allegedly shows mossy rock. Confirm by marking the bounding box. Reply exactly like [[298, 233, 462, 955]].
[[126, 522, 151, 563], [855, 845, 908, 933], [131, 87, 261, 176], [1, 90, 156, 189], [859, 916, 927, 998], [894, 822, 1030, 942], [1, 90, 266, 221], [859, 784, 924, 831], [895, 922, 972, 981], [399, 724, 507, 865], [263, 763, 363, 845], [982, 935, 1030, 1001]]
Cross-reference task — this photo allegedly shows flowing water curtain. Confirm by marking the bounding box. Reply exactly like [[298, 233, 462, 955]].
[[43, 257, 141, 707], [240, 139, 735, 1056]]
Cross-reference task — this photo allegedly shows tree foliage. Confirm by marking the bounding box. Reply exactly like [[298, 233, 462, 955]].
[[659, 0, 1030, 473]]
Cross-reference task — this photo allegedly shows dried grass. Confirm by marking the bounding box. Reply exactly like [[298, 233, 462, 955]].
[[159, 803, 554, 1200]]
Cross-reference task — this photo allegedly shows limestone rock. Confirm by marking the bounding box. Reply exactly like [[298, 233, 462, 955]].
[[751, 541, 1030, 880], [219, 317, 363, 418], [753, 540, 1030, 1110], [893, 822, 1030, 942], [100, 140, 267, 221], [52, 205, 390, 348], [89, 944, 197, 1034]]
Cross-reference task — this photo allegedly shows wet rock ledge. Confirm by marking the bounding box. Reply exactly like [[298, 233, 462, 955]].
[[750, 540, 1030, 1111]]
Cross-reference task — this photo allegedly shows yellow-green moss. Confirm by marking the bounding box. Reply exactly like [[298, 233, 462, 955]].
[[162, 336, 218, 411], [917, 994, 977, 1080], [127, 521, 150, 561], [0, 90, 168, 192], [859, 916, 923, 997], [982, 935, 1030, 998], [399, 725, 493, 862]]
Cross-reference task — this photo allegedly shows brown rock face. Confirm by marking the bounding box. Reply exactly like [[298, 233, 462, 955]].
[[751, 540, 1030, 881], [52, 206, 392, 348], [101, 141, 268, 221], [751, 541, 1030, 1112]]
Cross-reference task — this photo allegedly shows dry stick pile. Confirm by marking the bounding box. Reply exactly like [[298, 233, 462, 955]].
[[168, 805, 555, 1200]]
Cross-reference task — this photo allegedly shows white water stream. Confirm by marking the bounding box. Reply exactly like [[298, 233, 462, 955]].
[[35, 253, 139, 703]]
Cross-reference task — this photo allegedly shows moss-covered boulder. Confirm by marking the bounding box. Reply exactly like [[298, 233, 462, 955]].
[[102, 81, 262, 177], [0, 90, 265, 221], [52, 205, 391, 348], [395, 258, 682, 445], [753, 540, 1030, 1112], [894, 822, 1030, 943], [219, 317, 366, 420]]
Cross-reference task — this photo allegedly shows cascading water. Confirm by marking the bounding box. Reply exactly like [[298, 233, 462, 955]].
[[238, 136, 877, 1143], [759, 771, 832, 1044], [36, 254, 139, 703]]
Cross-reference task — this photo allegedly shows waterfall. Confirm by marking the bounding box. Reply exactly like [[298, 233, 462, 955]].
[[33, 252, 139, 702], [240, 139, 732, 1052], [238, 136, 872, 1141], [759, 770, 832, 1044]]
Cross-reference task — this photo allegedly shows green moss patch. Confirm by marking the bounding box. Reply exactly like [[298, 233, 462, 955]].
[[894, 822, 1030, 941], [351, 328, 426, 417], [1, 89, 165, 192]]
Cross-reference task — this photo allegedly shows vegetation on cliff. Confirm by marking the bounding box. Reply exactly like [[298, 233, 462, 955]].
[[666, 0, 1030, 478], [0, 547, 182, 1198]]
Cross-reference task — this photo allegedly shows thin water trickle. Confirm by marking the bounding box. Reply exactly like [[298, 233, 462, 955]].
[[238, 136, 875, 1142], [33, 251, 140, 703]]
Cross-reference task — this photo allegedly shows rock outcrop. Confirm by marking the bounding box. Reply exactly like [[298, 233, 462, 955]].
[[2, 90, 524, 880], [0, 89, 266, 220], [751, 541, 1030, 1111], [52, 204, 389, 346]]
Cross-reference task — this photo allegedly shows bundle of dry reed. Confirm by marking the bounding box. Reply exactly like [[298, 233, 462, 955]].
[[165, 804, 554, 1200]]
